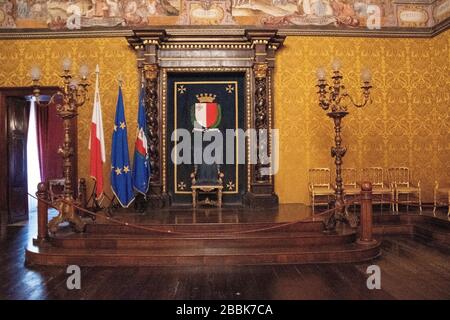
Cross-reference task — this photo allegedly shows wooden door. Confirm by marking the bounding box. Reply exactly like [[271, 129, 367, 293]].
[[7, 97, 29, 223]]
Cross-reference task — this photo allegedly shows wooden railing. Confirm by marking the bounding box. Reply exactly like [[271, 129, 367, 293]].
[[35, 180, 376, 242], [35, 179, 87, 242], [359, 182, 375, 244], [36, 182, 48, 243]]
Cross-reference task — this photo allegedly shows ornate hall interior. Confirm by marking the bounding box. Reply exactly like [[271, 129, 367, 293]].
[[0, 0, 449, 302]]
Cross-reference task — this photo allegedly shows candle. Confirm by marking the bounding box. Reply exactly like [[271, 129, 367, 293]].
[[316, 67, 326, 80], [332, 58, 341, 71], [79, 64, 89, 79], [62, 57, 72, 71], [361, 68, 372, 82], [30, 66, 41, 81]]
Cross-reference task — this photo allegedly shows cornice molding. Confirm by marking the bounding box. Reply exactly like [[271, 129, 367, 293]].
[[0, 20, 448, 40]]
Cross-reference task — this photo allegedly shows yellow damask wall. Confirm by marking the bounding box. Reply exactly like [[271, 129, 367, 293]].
[[274, 31, 450, 203], [0, 32, 448, 204], [0, 37, 139, 203]]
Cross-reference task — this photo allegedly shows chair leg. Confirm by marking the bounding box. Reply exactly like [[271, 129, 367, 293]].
[[418, 191, 422, 214], [394, 191, 397, 213], [192, 190, 197, 208], [380, 194, 383, 215], [395, 191, 399, 213], [392, 191, 395, 213], [433, 190, 437, 216], [218, 189, 222, 208], [311, 194, 315, 215]]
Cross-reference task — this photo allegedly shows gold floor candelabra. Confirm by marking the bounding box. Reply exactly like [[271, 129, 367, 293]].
[[31, 58, 90, 233], [316, 59, 372, 231]]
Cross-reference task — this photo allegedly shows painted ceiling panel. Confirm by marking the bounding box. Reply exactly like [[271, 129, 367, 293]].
[[0, 0, 448, 36]]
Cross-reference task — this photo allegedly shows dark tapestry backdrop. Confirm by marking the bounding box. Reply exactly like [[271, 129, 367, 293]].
[[167, 73, 246, 205]]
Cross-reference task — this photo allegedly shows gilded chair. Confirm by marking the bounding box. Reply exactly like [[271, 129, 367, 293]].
[[388, 167, 422, 213], [308, 168, 335, 214], [342, 168, 359, 213], [191, 164, 224, 208], [342, 168, 359, 196], [361, 167, 394, 212], [434, 181, 450, 217]]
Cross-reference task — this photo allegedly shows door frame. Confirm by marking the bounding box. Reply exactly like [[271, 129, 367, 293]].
[[0, 87, 68, 226]]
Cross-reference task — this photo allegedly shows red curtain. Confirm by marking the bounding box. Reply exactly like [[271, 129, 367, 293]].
[[35, 102, 64, 181], [35, 103, 47, 181]]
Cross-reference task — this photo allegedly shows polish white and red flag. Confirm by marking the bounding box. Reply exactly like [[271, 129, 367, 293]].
[[89, 64, 106, 199]]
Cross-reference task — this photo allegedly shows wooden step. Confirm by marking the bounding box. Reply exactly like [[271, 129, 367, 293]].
[[85, 220, 324, 235], [413, 224, 450, 246], [26, 241, 381, 266], [373, 214, 450, 246], [49, 231, 356, 250]]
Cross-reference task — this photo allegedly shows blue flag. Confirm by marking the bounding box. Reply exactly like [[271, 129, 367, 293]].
[[132, 86, 151, 194], [111, 86, 135, 207]]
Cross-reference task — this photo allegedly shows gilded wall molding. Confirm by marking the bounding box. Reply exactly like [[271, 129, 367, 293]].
[[0, 22, 448, 40]]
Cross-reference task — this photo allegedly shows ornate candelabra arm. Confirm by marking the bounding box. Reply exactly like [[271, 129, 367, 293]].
[[74, 88, 88, 107], [316, 80, 330, 110], [61, 72, 72, 95], [331, 71, 343, 94], [75, 78, 89, 107], [343, 82, 372, 108]]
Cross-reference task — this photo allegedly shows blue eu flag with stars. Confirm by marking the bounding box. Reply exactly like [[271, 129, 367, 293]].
[[111, 86, 135, 207]]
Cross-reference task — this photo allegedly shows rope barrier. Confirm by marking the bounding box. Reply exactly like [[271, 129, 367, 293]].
[[30, 190, 438, 237], [28, 192, 359, 236]]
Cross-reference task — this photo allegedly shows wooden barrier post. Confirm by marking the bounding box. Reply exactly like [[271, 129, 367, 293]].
[[358, 181, 377, 245], [36, 182, 49, 243]]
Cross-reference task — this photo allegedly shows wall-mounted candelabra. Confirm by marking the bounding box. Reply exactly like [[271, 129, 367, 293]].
[[316, 59, 372, 231], [31, 58, 90, 233]]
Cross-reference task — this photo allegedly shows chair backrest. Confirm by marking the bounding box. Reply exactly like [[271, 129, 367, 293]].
[[196, 163, 220, 185], [342, 168, 357, 188], [309, 168, 331, 188], [388, 167, 410, 187], [361, 167, 385, 188]]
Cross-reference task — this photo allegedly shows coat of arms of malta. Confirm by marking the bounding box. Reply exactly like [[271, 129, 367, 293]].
[[191, 93, 222, 130]]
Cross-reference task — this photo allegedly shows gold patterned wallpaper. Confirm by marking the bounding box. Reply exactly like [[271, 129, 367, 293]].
[[274, 30, 450, 203], [0, 31, 448, 204], [0, 37, 139, 204]]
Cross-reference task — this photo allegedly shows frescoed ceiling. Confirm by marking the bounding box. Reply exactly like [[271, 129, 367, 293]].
[[0, 0, 449, 37]]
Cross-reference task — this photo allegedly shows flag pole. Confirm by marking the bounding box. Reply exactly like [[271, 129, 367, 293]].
[[94, 64, 100, 203], [89, 64, 106, 204]]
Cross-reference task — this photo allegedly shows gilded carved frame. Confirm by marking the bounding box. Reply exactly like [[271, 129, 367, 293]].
[[161, 67, 252, 195], [127, 29, 284, 208]]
